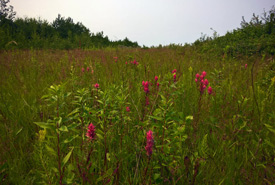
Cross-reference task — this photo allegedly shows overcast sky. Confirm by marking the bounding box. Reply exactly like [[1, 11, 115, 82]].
[[11, 0, 274, 46]]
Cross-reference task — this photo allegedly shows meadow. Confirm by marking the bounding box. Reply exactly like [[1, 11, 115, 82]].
[[0, 47, 274, 184]]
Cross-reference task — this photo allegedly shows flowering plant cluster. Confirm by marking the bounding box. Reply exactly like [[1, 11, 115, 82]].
[[195, 71, 212, 94], [142, 81, 150, 94], [172, 69, 177, 82], [145, 130, 154, 157], [86, 123, 96, 141]]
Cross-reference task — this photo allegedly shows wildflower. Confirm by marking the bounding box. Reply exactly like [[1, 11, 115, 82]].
[[91, 70, 94, 74], [144, 87, 149, 93], [125, 62, 128, 64], [173, 73, 176, 82], [86, 123, 96, 141], [145, 130, 154, 157], [156, 82, 160, 87], [196, 73, 200, 79], [142, 81, 150, 93], [81, 67, 85, 72], [172, 69, 177, 73], [144, 81, 149, 87], [208, 86, 213, 95], [87, 67, 90, 71], [204, 79, 209, 86], [126, 106, 130, 112], [195, 78, 198, 82], [202, 71, 207, 77], [155, 76, 158, 81], [245, 64, 247, 69], [94, 83, 99, 88]]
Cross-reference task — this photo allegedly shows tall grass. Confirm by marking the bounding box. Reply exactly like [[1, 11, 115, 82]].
[[0, 48, 274, 184]]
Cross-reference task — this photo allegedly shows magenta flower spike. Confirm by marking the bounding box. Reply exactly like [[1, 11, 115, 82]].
[[155, 76, 158, 81], [126, 106, 130, 112], [86, 123, 96, 141], [204, 79, 209, 86], [202, 71, 207, 77], [94, 83, 99, 88], [208, 86, 213, 95], [196, 73, 200, 79], [145, 130, 154, 157]]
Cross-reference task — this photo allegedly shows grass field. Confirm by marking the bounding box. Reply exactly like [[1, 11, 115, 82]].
[[0, 48, 274, 184]]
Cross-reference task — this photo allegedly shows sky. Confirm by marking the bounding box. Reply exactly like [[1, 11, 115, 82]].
[[11, 0, 275, 47]]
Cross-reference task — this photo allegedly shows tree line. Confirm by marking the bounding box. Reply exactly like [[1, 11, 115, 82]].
[[0, 1, 139, 49]]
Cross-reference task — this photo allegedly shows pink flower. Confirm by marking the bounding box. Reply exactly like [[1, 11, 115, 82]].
[[126, 106, 130, 112], [173, 73, 176, 82], [196, 73, 200, 79], [144, 81, 149, 87], [125, 62, 128, 64], [87, 67, 90, 71], [200, 75, 204, 80], [195, 78, 198, 82], [155, 76, 158, 81], [208, 86, 212, 94], [144, 87, 149, 93], [156, 82, 160, 87], [145, 130, 154, 157], [82, 67, 85, 72], [204, 79, 209, 86], [86, 123, 96, 141], [94, 83, 99, 88], [142, 81, 145, 86], [91, 70, 94, 74], [202, 71, 207, 77], [172, 69, 177, 73], [142, 81, 150, 93], [245, 64, 247, 69]]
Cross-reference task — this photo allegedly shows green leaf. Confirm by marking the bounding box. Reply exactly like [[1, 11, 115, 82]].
[[154, 173, 161, 180], [62, 147, 74, 168], [96, 133, 103, 140], [186, 115, 193, 121], [63, 135, 79, 144], [46, 145, 57, 156], [67, 108, 80, 117], [59, 126, 68, 132], [265, 124, 275, 134], [15, 127, 23, 136], [34, 122, 53, 129], [149, 116, 163, 121]]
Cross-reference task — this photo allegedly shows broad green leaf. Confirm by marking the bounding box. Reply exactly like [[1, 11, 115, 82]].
[[149, 116, 163, 121], [67, 108, 80, 117], [34, 122, 53, 129], [59, 126, 68, 132], [62, 147, 74, 168]]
